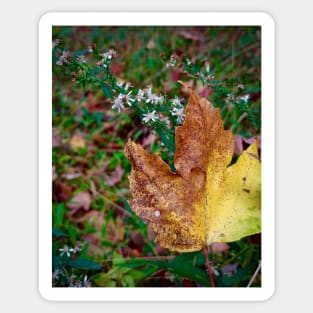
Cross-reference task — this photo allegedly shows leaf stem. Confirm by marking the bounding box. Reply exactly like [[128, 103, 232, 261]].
[[204, 245, 215, 287]]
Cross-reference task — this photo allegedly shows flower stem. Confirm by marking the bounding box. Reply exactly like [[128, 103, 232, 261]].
[[204, 245, 215, 287]]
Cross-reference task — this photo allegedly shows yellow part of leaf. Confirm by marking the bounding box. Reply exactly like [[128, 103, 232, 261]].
[[205, 141, 261, 244], [124, 85, 261, 252]]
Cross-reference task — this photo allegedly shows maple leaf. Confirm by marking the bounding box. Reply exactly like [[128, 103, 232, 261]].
[[124, 84, 261, 252]]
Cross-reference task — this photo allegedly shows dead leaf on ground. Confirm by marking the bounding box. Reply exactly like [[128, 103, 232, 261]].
[[76, 211, 106, 257], [52, 128, 62, 147], [106, 165, 124, 186], [234, 135, 261, 155], [52, 166, 57, 181], [68, 210, 102, 224], [110, 62, 125, 75], [177, 30, 205, 42], [210, 242, 229, 254], [142, 133, 157, 149], [54, 182, 73, 201], [70, 134, 86, 151], [67, 191, 92, 214], [124, 83, 261, 252], [106, 216, 125, 243]]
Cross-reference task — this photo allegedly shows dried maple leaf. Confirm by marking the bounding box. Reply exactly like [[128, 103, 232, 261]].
[[124, 84, 261, 252]]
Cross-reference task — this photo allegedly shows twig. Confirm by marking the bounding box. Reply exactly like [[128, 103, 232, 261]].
[[204, 245, 215, 287], [221, 246, 249, 267], [89, 181, 132, 217], [102, 194, 132, 217], [247, 261, 261, 287], [230, 112, 248, 132], [220, 42, 260, 68]]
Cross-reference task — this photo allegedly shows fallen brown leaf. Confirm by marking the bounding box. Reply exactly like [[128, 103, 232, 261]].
[[70, 134, 86, 151], [106, 165, 124, 186], [67, 191, 92, 214]]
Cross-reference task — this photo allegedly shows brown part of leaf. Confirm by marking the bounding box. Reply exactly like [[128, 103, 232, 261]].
[[124, 140, 204, 252], [175, 82, 233, 181]]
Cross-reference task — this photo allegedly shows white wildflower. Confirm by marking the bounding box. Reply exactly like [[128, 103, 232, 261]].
[[143, 86, 164, 104], [239, 94, 250, 103], [116, 81, 132, 91], [136, 89, 145, 101], [124, 82, 133, 90], [56, 50, 70, 66], [108, 49, 117, 58], [77, 55, 86, 63], [211, 264, 220, 276], [171, 97, 184, 107], [237, 83, 245, 90], [200, 72, 209, 80], [96, 59, 106, 68], [144, 86, 153, 97], [171, 107, 185, 123], [116, 81, 124, 88], [146, 93, 164, 105], [112, 92, 134, 112], [227, 93, 235, 101], [83, 275, 92, 287], [143, 110, 159, 124], [102, 49, 116, 61], [52, 269, 62, 280], [112, 96, 125, 112], [59, 245, 74, 257], [153, 94, 164, 104], [73, 243, 83, 253], [68, 274, 76, 287], [88, 43, 96, 53], [146, 92, 156, 103], [205, 64, 210, 74], [166, 55, 177, 68], [52, 38, 60, 48], [120, 91, 135, 106]]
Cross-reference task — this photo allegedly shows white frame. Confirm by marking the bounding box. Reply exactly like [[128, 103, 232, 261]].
[[38, 12, 275, 301]]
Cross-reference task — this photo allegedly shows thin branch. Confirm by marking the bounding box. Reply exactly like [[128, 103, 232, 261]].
[[230, 111, 248, 132], [247, 261, 261, 287], [220, 42, 260, 68], [89, 181, 132, 217], [102, 255, 175, 263]]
